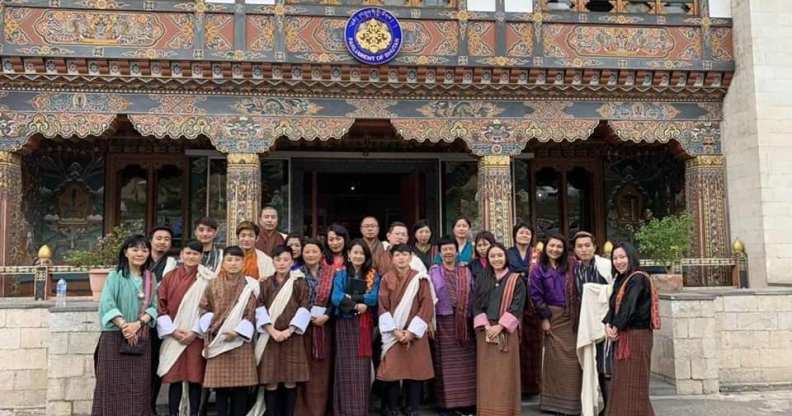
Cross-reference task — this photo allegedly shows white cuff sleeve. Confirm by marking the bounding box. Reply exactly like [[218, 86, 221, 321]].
[[235, 319, 254, 342], [378, 312, 397, 333], [156, 315, 176, 338], [255, 306, 272, 333], [290, 307, 311, 335], [407, 317, 428, 338], [194, 312, 214, 335]]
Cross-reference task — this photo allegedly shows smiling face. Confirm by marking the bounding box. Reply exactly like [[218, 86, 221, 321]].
[[238, 229, 257, 251], [440, 243, 457, 265], [327, 231, 345, 254], [150, 230, 172, 254], [386, 225, 408, 245], [612, 247, 630, 274], [286, 237, 302, 258], [514, 227, 532, 247], [126, 244, 150, 268], [181, 247, 202, 267], [546, 237, 565, 261], [487, 246, 507, 272], [302, 243, 322, 267], [348, 244, 367, 268]]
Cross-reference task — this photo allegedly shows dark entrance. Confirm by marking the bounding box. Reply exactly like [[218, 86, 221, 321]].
[[290, 158, 439, 239]]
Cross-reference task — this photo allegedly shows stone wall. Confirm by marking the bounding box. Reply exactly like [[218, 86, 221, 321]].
[[47, 302, 99, 416], [0, 300, 50, 411], [653, 289, 792, 394], [723, 0, 792, 286]]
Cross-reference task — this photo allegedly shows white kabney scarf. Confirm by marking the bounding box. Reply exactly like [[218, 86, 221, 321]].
[[158, 265, 216, 376], [203, 275, 260, 359], [576, 282, 613, 416], [380, 271, 431, 360], [247, 269, 306, 416]]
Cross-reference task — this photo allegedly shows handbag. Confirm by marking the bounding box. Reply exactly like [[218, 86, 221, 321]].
[[120, 270, 153, 355]]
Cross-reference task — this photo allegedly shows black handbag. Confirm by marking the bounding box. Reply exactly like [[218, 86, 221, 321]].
[[120, 271, 153, 355]]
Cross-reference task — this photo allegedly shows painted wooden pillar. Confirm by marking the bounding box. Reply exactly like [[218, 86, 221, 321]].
[[0, 151, 24, 266], [478, 154, 514, 247], [226, 153, 261, 246], [685, 155, 731, 285]]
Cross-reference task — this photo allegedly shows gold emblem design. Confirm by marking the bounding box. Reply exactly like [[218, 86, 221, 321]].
[[355, 19, 392, 54]]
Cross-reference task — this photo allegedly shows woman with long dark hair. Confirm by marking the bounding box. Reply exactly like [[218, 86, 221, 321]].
[[604, 242, 659, 416], [473, 242, 526, 416], [330, 238, 382, 416], [468, 230, 496, 280], [530, 234, 582, 415], [92, 234, 157, 416]]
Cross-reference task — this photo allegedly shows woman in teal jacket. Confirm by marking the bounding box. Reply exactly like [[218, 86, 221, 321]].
[[92, 234, 159, 416]]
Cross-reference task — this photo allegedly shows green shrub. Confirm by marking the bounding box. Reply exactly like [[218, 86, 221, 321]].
[[634, 213, 692, 272], [63, 225, 132, 268]]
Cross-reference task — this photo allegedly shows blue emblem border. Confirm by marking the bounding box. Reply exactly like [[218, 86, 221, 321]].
[[344, 8, 403, 65]]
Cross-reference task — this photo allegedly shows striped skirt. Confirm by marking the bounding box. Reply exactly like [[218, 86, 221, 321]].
[[431, 315, 476, 409], [333, 317, 371, 416], [297, 324, 334, 416], [540, 306, 582, 415], [520, 307, 543, 395], [476, 327, 521, 416], [91, 331, 152, 416], [606, 329, 655, 416]]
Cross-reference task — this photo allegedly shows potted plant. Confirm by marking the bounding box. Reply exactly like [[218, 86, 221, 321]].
[[634, 213, 692, 292], [64, 225, 132, 301]]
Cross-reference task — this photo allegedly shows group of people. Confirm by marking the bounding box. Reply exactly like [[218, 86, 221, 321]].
[[92, 206, 661, 416]]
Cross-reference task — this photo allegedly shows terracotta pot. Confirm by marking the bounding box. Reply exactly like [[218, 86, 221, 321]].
[[650, 273, 683, 293], [89, 268, 111, 301]]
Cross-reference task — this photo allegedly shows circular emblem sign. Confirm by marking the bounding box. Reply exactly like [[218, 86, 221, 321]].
[[345, 8, 403, 65]]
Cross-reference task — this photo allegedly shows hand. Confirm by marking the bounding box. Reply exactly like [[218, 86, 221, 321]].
[[606, 324, 619, 341], [224, 331, 238, 341], [180, 331, 197, 346], [123, 321, 141, 339], [274, 330, 289, 343], [312, 315, 330, 327], [354, 303, 368, 315], [541, 319, 552, 334], [402, 331, 416, 343], [486, 324, 503, 340]]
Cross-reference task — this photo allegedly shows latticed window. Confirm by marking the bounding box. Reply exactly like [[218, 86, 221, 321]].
[[544, 0, 699, 15]]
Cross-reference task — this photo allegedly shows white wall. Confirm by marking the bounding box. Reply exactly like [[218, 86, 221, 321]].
[[506, 0, 533, 13], [467, 0, 496, 12], [709, 0, 732, 18]]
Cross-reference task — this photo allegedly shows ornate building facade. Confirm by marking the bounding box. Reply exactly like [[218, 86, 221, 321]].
[[0, 0, 736, 285]]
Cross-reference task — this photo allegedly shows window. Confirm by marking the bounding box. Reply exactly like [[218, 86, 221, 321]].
[[709, 0, 731, 18], [543, 0, 699, 15], [467, 0, 496, 12], [506, 0, 533, 13]]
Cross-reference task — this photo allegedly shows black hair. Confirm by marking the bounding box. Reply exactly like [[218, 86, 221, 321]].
[[260, 206, 278, 215], [453, 216, 472, 229], [612, 241, 641, 276], [475, 242, 511, 311], [571, 231, 596, 248], [389, 243, 413, 255], [539, 233, 569, 273], [437, 235, 458, 252], [388, 221, 408, 234], [184, 239, 203, 253], [411, 220, 432, 239], [323, 223, 351, 264], [236, 220, 260, 237], [150, 225, 173, 239], [512, 221, 534, 247], [473, 230, 497, 259], [272, 244, 293, 259], [302, 237, 324, 257], [223, 245, 244, 258], [116, 234, 152, 277], [346, 238, 373, 277], [194, 216, 218, 231]]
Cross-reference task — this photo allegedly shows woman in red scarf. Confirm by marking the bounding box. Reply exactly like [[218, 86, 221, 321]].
[[604, 242, 660, 416]]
